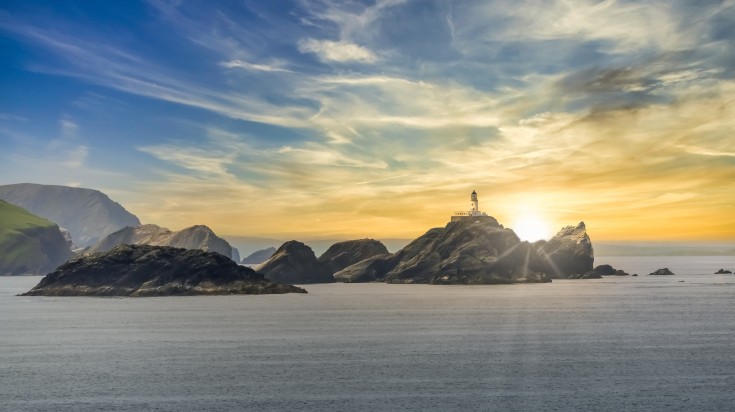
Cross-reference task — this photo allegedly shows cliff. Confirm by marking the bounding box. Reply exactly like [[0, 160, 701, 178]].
[[0, 200, 73, 275], [0, 183, 140, 247], [529, 222, 594, 278], [334, 218, 594, 284], [20, 244, 306, 296]]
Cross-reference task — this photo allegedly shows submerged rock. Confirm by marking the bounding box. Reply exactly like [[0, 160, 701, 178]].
[[649, 268, 676, 276], [318, 239, 389, 275], [20, 244, 306, 296], [256, 241, 334, 284]]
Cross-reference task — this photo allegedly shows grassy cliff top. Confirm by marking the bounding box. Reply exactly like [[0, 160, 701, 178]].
[[0, 200, 56, 231]]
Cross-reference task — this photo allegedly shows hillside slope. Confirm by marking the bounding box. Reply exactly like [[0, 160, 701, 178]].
[[0, 183, 140, 247], [0, 200, 73, 275]]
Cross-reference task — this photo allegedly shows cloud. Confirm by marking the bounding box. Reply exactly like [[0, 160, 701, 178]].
[[60, 118, 78, 138], [297, 38, 377, 63], [3, 0, 735, 239], [219, 59, 293, 72]]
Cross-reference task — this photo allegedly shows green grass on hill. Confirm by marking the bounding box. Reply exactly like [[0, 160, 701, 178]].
[[0, 200, 55, 268], [0, 200, 55, 230]]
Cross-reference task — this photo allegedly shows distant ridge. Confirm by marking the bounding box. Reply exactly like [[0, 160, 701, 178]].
[[89, 224, 239, 261], [0, 183, 140, 247]]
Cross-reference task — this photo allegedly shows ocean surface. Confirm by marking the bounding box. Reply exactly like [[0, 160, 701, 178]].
[[2, 256, 734, 411]]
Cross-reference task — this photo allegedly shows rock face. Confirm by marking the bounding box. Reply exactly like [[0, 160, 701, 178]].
[[335, 218, 550, 284], [715, 268, 732, 274], [21, 244, 306, 296], [256, 241, 334, 284], [334, 218, 595, 284], [0, 200, 73, 276], [531, 222, 594, 278], [333, 254, 397, 283], [0, 183, 140, 247], [318, 239, 389, 275], [88, 224, 238, 261], [241, 247, 277, 264], [649, 268, 676, 276]]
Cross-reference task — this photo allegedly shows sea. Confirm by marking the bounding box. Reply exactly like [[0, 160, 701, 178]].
[[1, 256, 734, 412]]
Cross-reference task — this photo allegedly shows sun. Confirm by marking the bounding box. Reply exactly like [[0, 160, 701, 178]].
[[511, 214, 553, 242]]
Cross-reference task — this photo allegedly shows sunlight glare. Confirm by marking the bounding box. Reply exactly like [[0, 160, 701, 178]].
[[512, 214, 552, 242]]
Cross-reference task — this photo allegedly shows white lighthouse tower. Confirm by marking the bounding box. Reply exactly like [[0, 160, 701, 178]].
[[452, 190, 489, 221]]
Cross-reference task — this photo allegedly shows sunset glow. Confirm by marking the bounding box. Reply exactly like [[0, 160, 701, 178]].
[[1, 1, 734, 242], [511, 214, 553, 242]]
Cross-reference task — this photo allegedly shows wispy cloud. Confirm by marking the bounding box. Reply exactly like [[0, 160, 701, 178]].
[[2, 1, 734, 239], [298, 38, 377, 63], [220, 59, 293, 72]]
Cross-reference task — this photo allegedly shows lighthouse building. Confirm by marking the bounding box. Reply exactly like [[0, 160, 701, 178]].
[[451, 190, 490, 222]]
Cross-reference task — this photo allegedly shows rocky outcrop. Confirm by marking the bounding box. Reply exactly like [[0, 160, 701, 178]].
[[241, 247, 277, 264], [577, 264, 631, 279], [334, 218, 551, 284], [88, 224, 238, 261], [168, 225, 234, 259], [255, 241, 334, 284], [318, 239, 389, 275], [0, 200, 73, 276], [649, 268, 676, 276], [530, 222, 594, 278], [333, 254, 398, 283], [333, 218, 595, 284], [0, 183, 140, 247], [715, 269, 732, 274], [20, 244, 306, 296]]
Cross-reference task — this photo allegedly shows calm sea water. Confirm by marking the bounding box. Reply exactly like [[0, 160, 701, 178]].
[[2, 256, 734, 411]]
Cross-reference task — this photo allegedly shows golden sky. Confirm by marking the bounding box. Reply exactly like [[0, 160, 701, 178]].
[[1, 1, 734, 241]]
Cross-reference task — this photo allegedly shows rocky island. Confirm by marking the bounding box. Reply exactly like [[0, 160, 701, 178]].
[[21, 244, 306, 296], [331, 192, 601, 284], [334, 217, 595, 284], [255, 240, 335, 284], [649, 268, 676, 276]]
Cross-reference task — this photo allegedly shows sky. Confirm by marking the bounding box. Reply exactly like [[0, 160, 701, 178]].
[[1, 0, 734, 242]]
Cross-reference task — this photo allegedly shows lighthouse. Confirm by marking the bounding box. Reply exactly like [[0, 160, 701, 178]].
[[451, 190, 489, 221]]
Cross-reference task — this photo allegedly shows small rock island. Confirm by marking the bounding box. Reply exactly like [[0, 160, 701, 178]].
[[649, 268, 676, 276], [21, 244, 306, 296]]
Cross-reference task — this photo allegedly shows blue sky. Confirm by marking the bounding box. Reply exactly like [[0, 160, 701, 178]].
[[1, 0, 734, 240]]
